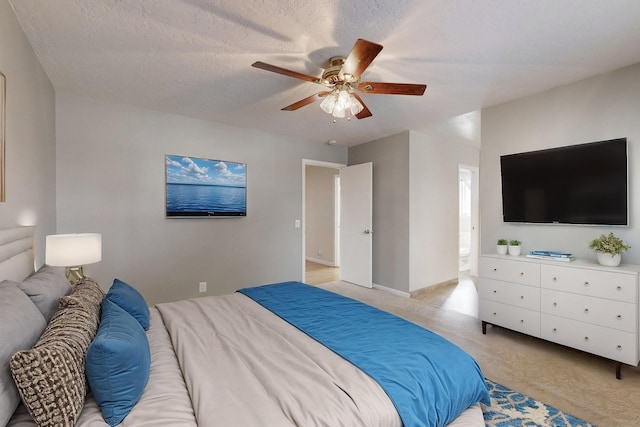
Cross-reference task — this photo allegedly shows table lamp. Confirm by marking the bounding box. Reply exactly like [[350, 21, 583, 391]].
[[45, 233, 102, 284]]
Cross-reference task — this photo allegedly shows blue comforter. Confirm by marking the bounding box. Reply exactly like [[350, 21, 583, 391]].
[[238, 282, 489, 427]]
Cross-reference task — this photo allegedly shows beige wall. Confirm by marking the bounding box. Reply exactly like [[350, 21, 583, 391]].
[[55, 93, 347, 304], [481, 63, 640, 263], [0, 0, 56, 265], [305, 166, 338, 266]]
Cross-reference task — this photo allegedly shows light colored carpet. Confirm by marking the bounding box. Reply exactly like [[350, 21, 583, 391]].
[[316, 280, 640, 427]]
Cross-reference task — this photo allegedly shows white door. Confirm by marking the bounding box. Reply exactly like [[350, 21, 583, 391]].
[[340, 162, 373, 288]]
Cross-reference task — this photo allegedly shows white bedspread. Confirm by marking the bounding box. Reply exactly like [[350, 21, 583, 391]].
[[157, 292, 403, 426], [156, 292, 485, 427]]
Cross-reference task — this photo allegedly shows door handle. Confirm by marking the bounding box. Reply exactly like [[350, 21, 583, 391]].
[[364, 229, 373, 234]]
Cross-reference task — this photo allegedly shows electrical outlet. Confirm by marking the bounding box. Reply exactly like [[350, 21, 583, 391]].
[[199, 281, 207, 293], [317, 249, 322, 256]]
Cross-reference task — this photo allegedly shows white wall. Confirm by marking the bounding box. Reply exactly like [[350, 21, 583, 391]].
[[481, 63, 640, 263], [305, 166, 337, 266], [409, 130, 479, 291], [55, 93, 347, 304], [0, 0, 56, 265]]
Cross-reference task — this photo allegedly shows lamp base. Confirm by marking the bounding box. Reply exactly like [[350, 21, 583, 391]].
[[65, 266, 84, 285]]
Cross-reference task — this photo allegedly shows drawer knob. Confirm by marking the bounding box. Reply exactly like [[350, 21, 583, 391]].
[[520, 272, 524, 276], [617, 286, 622, 291], [617, 314, 622, 319], [492, 312, 497, 316], [617, 345, 623, 350], [552, 277, 557, 281], [584, 308, 589, 313], [493, 290, 497, 293], [552, 328, 557, 333], [520, 295, 524, 299], [584, 336, 589, 342], [553, 302, 557, 307], [520, 320, 524, 323], [584, 281, 589, 286], [493, 268, 497, 272]]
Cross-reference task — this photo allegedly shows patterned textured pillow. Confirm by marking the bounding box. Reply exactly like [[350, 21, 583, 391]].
[[59, 276, 105, 308], [9, 278, 103, 427]]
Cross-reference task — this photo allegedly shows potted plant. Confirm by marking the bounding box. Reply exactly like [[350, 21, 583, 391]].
[[496, 239, 508, 255], [508, 239, 522, 256], [589, 232, 630, 267]]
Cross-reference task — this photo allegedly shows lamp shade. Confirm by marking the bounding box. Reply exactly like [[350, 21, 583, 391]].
[[46, 233, 102, 267]]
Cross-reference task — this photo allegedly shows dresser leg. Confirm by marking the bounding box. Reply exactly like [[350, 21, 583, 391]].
[[482, 321, 487, 334], [615, 361, 622, 380]]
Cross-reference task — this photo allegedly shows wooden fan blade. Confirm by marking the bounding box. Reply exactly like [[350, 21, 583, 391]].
[[351, 93, 372, 119], [282, 92, 330, 111], [339, 39, 383, 80], [357, 82, 426, 96], [252, 61, 323, 84]]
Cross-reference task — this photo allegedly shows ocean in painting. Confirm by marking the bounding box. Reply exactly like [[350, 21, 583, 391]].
[[166, 183, 246, 216]]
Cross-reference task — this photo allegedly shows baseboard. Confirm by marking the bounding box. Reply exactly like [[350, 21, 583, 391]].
[[305, 256, 337, 267], [372, 283, 410, 298], [410, 277, 459, 299]]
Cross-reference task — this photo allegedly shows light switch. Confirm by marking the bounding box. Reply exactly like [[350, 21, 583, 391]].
[[295, 220, 301, 228]]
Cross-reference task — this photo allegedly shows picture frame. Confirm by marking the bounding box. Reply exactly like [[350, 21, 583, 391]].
[[0, 71, 5, 202], [165, 154, 247, 217]]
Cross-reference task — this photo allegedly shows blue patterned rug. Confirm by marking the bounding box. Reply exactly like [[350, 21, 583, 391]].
[[483, 380, 594, 426]]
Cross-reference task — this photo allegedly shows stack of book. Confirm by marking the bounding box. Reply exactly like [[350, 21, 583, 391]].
[[526, 250, 575, 262]]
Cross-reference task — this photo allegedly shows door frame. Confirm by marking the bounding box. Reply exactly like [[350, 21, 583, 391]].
[[458, 164, 480, 276], [301, 159, 346, 281]]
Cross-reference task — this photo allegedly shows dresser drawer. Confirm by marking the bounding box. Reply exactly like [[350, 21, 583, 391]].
[[541, 264, 637, 303], [478, 278, 540, 311], [541, 289, 636, 333], [541, 314, 638, 365], [479, 299, 540, 337], [479, 257, 540, 287]]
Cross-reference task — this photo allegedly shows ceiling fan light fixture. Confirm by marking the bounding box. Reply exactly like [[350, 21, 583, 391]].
[[319, 87, 363, 119]]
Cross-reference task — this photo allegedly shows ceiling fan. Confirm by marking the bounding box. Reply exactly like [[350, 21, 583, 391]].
[[252, 39, 427, 120]]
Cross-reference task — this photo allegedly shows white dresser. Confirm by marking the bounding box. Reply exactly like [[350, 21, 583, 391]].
[[479, 254, 640, 378]]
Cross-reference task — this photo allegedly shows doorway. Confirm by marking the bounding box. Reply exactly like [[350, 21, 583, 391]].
[[458, 165, 479, 276], [302, 160, 344, 284]]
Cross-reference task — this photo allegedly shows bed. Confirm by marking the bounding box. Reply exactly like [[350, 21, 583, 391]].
[[1, 226, 489, 427]]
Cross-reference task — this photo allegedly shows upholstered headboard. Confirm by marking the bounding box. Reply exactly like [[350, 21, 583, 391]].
[[0, 226, 35, 282]]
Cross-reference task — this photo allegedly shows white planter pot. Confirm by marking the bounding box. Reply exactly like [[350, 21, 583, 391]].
[[597, 252, 621, 267], [508, 245, 521, 256], [496, 245, 508, 255]]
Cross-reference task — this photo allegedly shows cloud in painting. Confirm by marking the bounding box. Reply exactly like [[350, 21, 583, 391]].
[[165, 155, 246, 187]]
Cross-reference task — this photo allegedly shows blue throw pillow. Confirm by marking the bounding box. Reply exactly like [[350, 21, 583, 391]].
[[86, 299, 150, 426], [105, 278, 150, 330]]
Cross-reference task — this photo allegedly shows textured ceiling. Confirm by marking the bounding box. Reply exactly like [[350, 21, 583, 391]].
[[9, 0, 640, 146]]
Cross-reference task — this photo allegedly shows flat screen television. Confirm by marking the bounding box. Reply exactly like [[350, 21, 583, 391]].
[[500, 138, 628, 225], [165, 155, 247, 217]]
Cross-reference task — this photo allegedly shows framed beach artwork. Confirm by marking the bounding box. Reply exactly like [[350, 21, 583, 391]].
[[0, 71, 5, 202], [165, 154, 247, 217]]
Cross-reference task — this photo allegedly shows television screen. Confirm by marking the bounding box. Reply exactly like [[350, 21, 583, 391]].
[[165, 155, 247, 217], [500, 138, 627, 225]]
